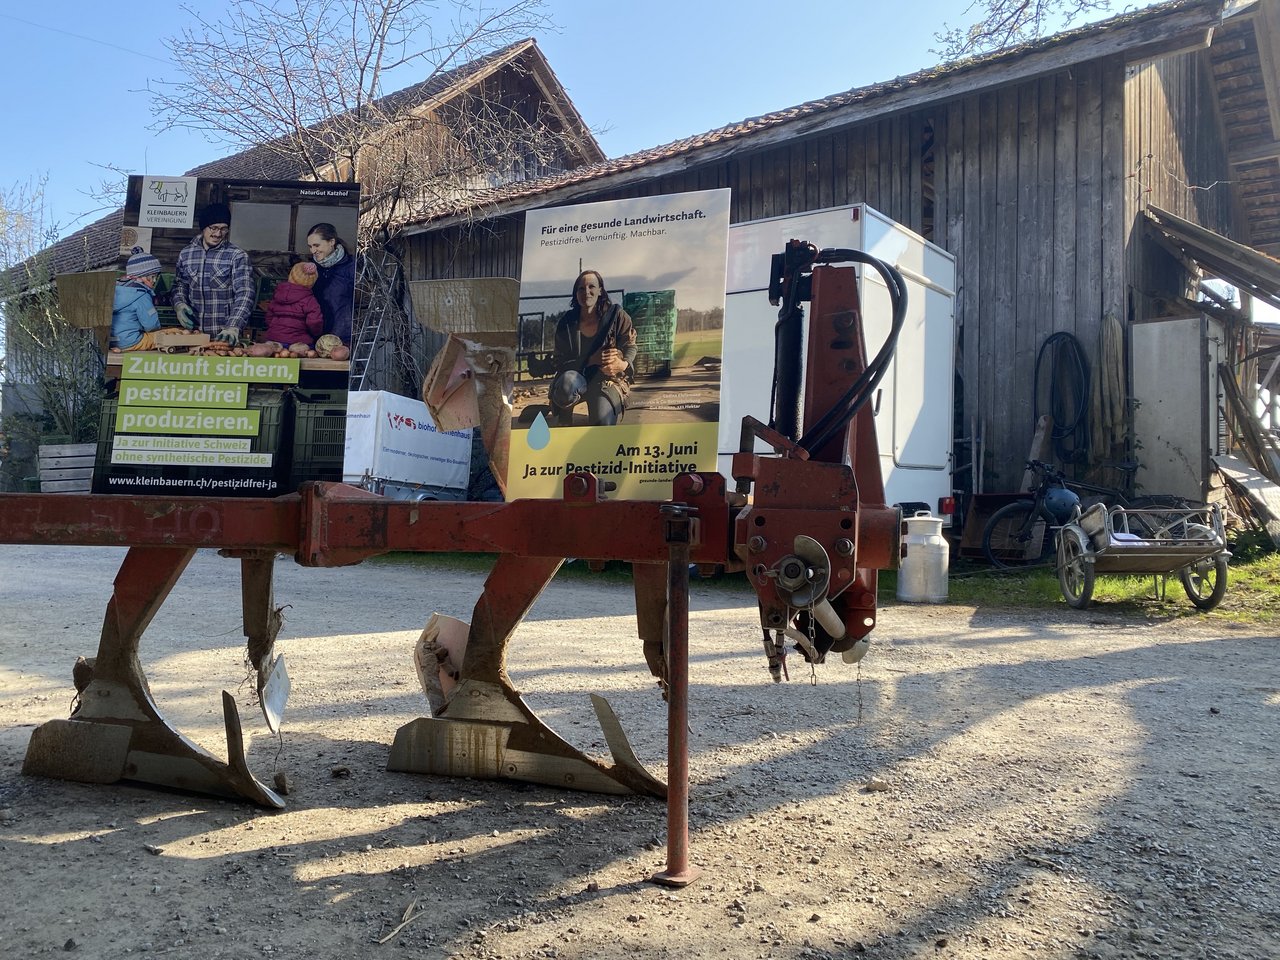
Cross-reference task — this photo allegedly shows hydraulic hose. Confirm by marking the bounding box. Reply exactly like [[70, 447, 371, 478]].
[[769, 244, 816, 441], [771, 298, 805, 442], [797, 248, 908, 455]]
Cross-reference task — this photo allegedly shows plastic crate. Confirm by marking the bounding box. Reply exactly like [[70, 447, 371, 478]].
[[290, 386, 349, 406], [93, 389, 287, 492], [95, 398, 120, 480], [622, 290, 677, 375], [289, 396, 348, 486], [246, 389, 287, 452]]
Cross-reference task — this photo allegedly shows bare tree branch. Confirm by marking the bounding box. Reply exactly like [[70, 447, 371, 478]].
[[147, 0, 580, 253], [149, 1, 548, 179], [144, 0, 598, 395], [1, 179, 104, 468], [934, 0, 1115, 60]]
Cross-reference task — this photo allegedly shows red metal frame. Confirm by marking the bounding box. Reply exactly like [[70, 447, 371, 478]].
[[0, 242, 903, 888]]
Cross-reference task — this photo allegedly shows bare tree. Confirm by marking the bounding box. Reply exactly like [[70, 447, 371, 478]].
[[1, 180, 104, 489], [148, 0, 593, 395], [148, 0, 574, 245], [935, 0, 1115, 60]]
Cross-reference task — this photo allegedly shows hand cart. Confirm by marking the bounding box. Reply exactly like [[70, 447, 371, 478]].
[[1056, 501, 1231, 610]]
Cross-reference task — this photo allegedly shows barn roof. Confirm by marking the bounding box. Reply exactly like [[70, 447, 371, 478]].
[[405, 0, 1279, 257], [14, 38, 599, 288], [183, 38, 601, 182]]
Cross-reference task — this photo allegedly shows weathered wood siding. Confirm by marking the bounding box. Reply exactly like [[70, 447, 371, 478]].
[[400, 57, 1193, 492], [924, 60, 1130, 490], [1123, 51, 1240, 320]]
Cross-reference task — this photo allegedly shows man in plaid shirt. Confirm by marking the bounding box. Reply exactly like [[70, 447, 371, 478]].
[[173, 202, 254, 343]]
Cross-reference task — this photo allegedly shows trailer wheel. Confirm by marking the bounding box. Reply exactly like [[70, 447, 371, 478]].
[[1180, 556, 1228, 610], [1057, 529, 1094, 609]]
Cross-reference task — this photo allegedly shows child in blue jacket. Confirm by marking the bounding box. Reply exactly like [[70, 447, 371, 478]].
[[111, 252, 164, 351]]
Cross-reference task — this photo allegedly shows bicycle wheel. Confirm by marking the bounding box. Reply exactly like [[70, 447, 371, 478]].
[[983, 500, 1051, 568], [1125, 495, 1196, 538], [1056, 528, 1094, 609]]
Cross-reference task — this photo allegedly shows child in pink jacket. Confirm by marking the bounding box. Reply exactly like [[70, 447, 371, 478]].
[[264, 261, 324, 347]]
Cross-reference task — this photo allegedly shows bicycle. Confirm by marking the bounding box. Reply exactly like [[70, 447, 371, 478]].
[[982, 460, 1194, 569], [982, 460, 1080, 568]]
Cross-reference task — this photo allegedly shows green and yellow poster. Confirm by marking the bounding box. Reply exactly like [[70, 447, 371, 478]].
[[93, 175, 360, 497], [509, 188, 730, 500]]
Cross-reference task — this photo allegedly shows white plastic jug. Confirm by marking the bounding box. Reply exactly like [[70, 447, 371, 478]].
[[897, 511, 949, 603]]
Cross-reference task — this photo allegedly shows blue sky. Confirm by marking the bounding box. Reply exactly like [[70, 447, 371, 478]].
[[0, 1, 1105, 240]]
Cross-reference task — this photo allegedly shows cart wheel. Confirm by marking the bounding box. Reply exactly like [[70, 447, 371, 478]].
[[1057, 529, 1094, 609], [1180, 555, 1228, 610]]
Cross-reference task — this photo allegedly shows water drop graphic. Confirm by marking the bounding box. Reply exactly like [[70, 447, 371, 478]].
[[527, 412, 551, 450]]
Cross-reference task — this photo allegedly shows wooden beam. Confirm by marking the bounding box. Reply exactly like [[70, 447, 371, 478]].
[[1228, 139, 1280, 165], [1144, 221, 1204, 277], [1256, 0, 1280, 147]]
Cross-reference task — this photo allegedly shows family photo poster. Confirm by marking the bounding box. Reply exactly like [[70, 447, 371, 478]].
[[508, 188, 731, 500]]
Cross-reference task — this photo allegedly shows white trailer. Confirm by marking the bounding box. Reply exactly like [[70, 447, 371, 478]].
[[720, 203, 957, 519]]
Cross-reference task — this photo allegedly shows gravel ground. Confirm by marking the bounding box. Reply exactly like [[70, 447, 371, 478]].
[[0, 544, 1277, 959]]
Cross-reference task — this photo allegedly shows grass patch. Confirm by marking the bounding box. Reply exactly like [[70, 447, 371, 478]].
[[671, 332, 722, 368], [901, 551, 1280, 622], [369, 545, 1279, 620]]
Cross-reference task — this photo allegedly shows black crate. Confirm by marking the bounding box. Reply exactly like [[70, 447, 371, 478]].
[[289, 396, 348, 486]]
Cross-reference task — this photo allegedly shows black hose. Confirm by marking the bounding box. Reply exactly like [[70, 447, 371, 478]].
[[796, 249, 907, 454], [771, 294, 805, 442], [1033, 332, 1090, 466]]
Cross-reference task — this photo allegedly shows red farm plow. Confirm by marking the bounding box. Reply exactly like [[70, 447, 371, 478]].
[[0, 242, 905, 886]]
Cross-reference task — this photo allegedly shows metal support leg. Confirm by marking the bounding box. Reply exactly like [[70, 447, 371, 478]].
[[235, 550, 289, 733], [652, 505, 701, 887], [23, 545, 282, 808], [632, 561, 669, 689]]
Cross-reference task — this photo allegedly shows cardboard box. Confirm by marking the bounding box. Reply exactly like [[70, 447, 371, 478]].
[[153, 330, 211, 352], [343, 391, 471, 494]]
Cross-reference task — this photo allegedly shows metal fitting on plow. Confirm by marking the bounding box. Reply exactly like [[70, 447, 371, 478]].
[[761, 535, 871, 670]]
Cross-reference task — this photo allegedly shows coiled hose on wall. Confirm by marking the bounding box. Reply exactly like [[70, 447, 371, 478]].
[[1033, 331, 1091, 465]]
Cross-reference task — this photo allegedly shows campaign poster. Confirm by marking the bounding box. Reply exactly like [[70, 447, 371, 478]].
[[94, 175, 360, 497], [509, 188, 731, 500]]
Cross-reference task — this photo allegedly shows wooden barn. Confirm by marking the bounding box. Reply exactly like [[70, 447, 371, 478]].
[[392, 0, 1280, 500]]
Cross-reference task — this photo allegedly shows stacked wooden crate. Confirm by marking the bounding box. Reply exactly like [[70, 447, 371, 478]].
[[38, 442, 96, 493]]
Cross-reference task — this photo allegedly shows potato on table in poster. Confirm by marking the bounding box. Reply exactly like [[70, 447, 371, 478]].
[[509, 188, 731, 500]]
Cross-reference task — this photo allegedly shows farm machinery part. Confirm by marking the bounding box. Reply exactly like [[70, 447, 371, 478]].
[[736, 240, 905, 678], [0, 239, 905, 884]]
